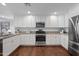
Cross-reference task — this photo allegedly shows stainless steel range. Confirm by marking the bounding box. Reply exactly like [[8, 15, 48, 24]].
[[36, 29, 46, 45]]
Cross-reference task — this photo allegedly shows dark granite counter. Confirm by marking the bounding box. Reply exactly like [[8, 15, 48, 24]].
[[0, 35, 16, 40], [0, 31, 68, 40]]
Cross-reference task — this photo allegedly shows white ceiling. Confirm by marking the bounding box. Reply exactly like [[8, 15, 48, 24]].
[[0, 4, 12, 16], [0, 3, 77, 16]]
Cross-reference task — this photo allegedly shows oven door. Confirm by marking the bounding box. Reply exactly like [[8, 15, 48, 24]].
[[36, 35, 46, 42]]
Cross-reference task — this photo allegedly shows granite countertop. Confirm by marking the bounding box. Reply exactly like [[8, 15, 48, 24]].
[[16, 32, 68, 35], [0, 34, 16, 40], [0, 31, 68, 40], [16, 30, 68, 34]]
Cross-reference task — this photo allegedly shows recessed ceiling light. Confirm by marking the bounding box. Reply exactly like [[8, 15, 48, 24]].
[[54, 12, 57, 15], [27, 11, 31, 14], [1, 3, 6, 6]]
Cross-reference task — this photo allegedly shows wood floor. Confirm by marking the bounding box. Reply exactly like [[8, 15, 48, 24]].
[[10, 46, 70, 56]]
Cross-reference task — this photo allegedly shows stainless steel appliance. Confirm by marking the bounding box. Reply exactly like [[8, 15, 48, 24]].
[[36, 22, 45, 28], [68, 15, 79, 55], [36, 29, 46, 45], [36, 22, 46, 45]]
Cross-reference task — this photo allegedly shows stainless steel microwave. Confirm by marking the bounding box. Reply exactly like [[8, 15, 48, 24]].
[[36, 22, 45, 28]]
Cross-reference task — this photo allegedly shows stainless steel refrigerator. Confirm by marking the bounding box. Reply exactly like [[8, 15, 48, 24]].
[[68, 15, 79, 56]]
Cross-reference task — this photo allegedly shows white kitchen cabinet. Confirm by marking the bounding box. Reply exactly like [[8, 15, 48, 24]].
[[57, 15, 68, 27], [45, 16, 58, 27], [3, 33, 68, 56], [46, 34, 61, 45], [3, 36, 20, 56], [21, 34, 35, 45], [29, 34, 35, 45], [60, 34, 68, 50], [57, 15, 65, 27], [13, 15, 68, 28], [20, 34, 30, 45], [14, 16, 36, 27], [3, 34, 35, 56]]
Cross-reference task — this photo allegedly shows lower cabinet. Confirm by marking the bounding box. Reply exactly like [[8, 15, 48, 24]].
[[3, 34, 67, 56], [3, 34, 35, 56], [3, 36, 20, 56], [60, 34, 68, 50], [46, 34, 61, 45], [21, 34, 35, 45]]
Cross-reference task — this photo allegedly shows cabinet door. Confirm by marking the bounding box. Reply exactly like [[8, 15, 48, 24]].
[[3, 38, 14, 56], [20, 35, 29, 45], [29, 34, 35, 45], [12, 36, 20, 48], [58, 16, 65, 27], [3, 36, 19, 56], [55, 34, 61, 45], [45, 16, 58, 27], [21, 34, 35, 45], [46, 34, 60, 45], [60, 34, 68, 50], [19, 35, 23, 44], [46, 34, 56, 45]]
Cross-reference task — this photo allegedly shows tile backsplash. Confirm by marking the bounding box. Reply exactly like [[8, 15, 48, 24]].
[[15, 27, 68, 34]]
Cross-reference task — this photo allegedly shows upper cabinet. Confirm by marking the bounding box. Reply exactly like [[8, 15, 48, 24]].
[[24, 16, 36, 27], [57, 15, 65, 27], [45, 16, 58, 27], [57, 15, 68, 27], [35, 16, 46, 22], [14, 16, 36, 27], [13, 15, 68, 28], [45, 15, 68, 27]]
